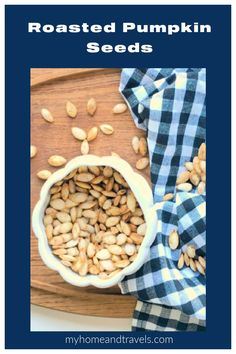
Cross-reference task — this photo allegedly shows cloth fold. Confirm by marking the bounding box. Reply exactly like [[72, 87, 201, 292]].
[[132, 301, 205, 331], [118, 68, 206, 331]]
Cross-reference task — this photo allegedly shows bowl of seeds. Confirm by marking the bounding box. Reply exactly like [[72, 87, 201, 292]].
[[32, 154, 157, 288]]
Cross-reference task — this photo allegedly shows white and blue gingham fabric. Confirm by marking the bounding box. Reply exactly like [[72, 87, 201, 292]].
[[133, 301, 205, 331], [118, 68, 206, 331]]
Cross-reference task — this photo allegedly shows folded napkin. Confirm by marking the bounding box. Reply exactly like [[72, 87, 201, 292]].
[[119, 68, 206, 331]]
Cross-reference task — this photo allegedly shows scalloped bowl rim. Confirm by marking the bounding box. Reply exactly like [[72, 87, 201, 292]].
[[32, 155, 158, 288]]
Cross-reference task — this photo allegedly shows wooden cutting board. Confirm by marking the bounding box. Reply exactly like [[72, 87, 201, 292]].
[[31, 68, 150, 318]]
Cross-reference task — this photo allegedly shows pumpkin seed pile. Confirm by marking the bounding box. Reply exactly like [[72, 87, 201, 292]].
[[176, 142, 206, 194], [44, 165, 147, 278], [162, 142, 206, 201], [167, 142, 206, 275], [168, 226, 206, 276]]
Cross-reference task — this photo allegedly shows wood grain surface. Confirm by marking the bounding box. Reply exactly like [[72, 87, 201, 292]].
[[31, 68, 150, 318]]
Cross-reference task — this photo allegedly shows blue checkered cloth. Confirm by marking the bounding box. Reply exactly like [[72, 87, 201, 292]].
[[133, 301, 205, 331], [118, 68, 206, 331]]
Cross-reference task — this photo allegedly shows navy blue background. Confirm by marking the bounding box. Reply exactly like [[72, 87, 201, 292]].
[[5, 5, 231, 349]]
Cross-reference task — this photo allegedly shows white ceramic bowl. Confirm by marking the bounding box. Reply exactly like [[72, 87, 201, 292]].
[[32, 155, 157, 288]]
